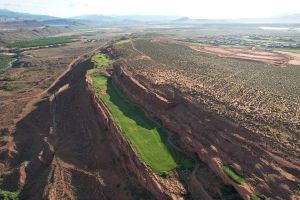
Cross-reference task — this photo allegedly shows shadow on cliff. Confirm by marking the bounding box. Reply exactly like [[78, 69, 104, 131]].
[[107, 79, 157, 130], [5, 97, 53, 199]]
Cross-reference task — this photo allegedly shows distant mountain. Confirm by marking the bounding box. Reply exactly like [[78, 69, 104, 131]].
[[71, 15, 182, 22], [1, 8, 300, 25], [0, 20, 44, 30], [113, 15, 182, 22], [71, 15, 114, 22], [42, 19, 80, 26], [0, 9, 58, 21]]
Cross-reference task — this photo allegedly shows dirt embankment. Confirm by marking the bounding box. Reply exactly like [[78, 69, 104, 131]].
[[111, 63, 300, 200]]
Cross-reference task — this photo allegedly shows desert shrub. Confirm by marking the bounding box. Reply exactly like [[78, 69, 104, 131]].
[[0, 85, 17, 91]]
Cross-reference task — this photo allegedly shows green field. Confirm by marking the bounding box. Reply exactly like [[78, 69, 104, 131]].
[[0, 54, 14, 71], [92, 53, 112, 67], [87, 53, 112, 75], [276, 48, 300, 53], [88, 53, 193, 172], [116, 39, 131, 45], [222, 165, 246, 184], [7, 36, 78, 48]]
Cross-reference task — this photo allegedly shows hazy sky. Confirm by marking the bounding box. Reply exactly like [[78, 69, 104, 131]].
[[0, 0, 300, 19]]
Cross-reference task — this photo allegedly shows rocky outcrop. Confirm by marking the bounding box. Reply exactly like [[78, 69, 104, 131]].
[[111, 64, 300, 200], [86, 76, 186, 200]]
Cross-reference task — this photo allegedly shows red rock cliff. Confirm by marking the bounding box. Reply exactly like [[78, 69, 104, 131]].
[[111, 64, 300, 200]]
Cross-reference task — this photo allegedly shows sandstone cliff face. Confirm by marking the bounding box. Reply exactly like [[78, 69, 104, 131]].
[[86, 76, 187, 200], [112, 64, 300, 200]]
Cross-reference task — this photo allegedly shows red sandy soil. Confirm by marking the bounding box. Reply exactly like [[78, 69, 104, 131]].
[[188, 45, 291, 67]]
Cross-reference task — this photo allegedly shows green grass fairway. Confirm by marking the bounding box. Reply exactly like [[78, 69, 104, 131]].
[[91, 76, 193, 172], [92, 53, 112, 67], [222, 165, 246, 184], [88, 53, 112, 75], [88, 53, 193, 172]]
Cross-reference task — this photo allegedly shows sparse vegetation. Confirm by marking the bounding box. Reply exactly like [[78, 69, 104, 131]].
[[222, 165, 246, 184], [0, 85, 17, 91], [0, 77, 15, 81], [7, 36, 78, 48]]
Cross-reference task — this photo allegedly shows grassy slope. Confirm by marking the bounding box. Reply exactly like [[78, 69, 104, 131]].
[[89, 53, 193, 172]]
